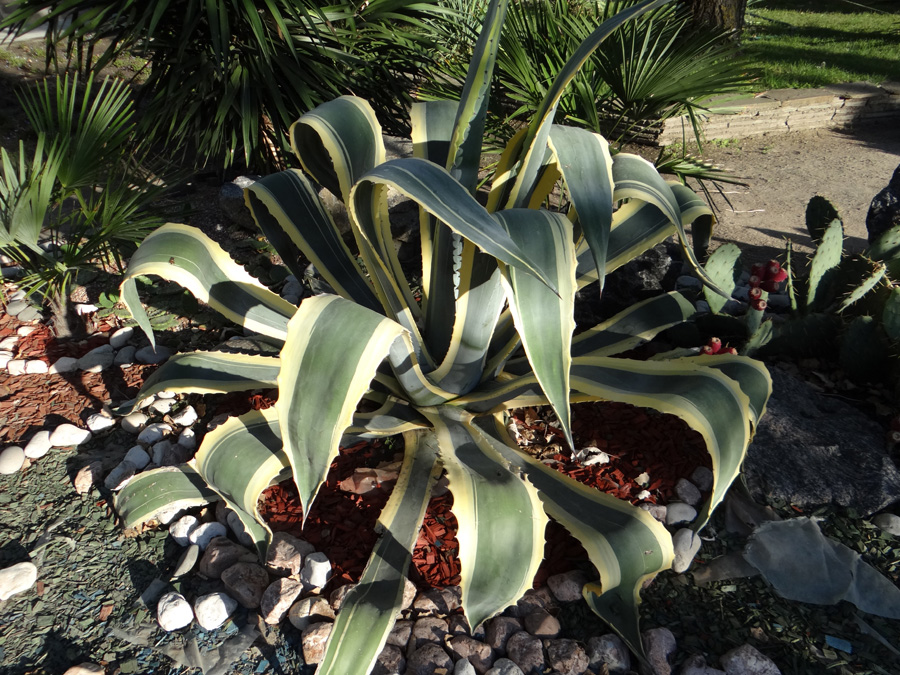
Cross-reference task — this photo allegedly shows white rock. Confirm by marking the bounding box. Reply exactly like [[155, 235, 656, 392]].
[[86, 413, 116, 432], [0, 352, 12, 369], [226, 510, 255, 548], [194, 592, 238, 631], [123, 445, 151, 471], [24, 431, 52, 459], [114, 345, 136, 366], [0, 561, 38, 600], [872, 513, 900, 537], [104, 461, 136, 491], [49, 424, 92, 448], [136, 345, 172, 364], [675, 478, 702, 507], [672, 528, 702, 574], [157, 591, 194, 631], [170, 405, 198, 427], [666, 502, 698, 526], [170, 515, 200, 546], [720, 644, 781, 675], [0, 446, 26, 474], [583, 452, 610, 467], [288, 596, 335, 631], [177, 428, 197, 450], [189, 522, 228, 550], [17, 325, 37, 336], [0, 336, 17, 350], [121, 412, 148, 434], [7, 359, 26, 375], [75, 303, 98, 315], [636, 490, 652, 500], [136, 395, 155, 410], [110, 326, 134, 349], [137, 422, 172, 445], [49, 356, 79, 374], [261, 577, 305, 624], [680, 654, 726, 675], [152, 439, 186, 466], [77, 344, 115, 373], [18, 307, 41, 322], [690, 466, 714, 492], [63, 662, 105, 675], [156, 390, 177, 399], [300, 552, 333, 589], [151, 398, 175, 414], [24, 359, 48, 374]]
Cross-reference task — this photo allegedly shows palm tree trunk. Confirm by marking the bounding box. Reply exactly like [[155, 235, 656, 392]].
[[681, 0, 747, 34]]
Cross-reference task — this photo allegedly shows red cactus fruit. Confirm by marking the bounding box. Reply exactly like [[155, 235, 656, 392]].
[[760, 279, 779, 293], [724, 347, 738, 355], [748, 286, 763, 300], [769, 268, 788, 283], [750, 298, 767, 312], [750, 263, 766, 278], [766, 260, 782, 277], [748, 274, 761, 288], [701, 345, 715, 355], [708, 337, 722, 354], [891, 430, 900, 444]]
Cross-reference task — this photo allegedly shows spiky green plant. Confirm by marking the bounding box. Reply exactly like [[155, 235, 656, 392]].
[[114, 0, 770, 670]]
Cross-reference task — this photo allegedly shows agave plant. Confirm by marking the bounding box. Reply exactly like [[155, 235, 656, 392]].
[[115, 0, 770, 670]]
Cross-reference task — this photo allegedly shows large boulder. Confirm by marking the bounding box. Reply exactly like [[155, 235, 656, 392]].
[[866, 163, 900, 244], [744, 366, 900, 515]]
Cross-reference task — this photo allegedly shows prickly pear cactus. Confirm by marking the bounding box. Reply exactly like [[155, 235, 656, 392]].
[[806, 196, 841, 244], [867, 223, 900, 278], [883, 287, 900, 342], [702, 243, 741, 314], [839, 315, 888, 382], [807, 219, 843, 311]]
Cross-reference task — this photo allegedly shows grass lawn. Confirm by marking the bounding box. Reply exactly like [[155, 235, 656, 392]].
[[743, 0, 900, 90]]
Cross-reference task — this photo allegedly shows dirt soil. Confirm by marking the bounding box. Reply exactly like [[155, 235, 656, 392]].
[[694, 124, 900, 266]]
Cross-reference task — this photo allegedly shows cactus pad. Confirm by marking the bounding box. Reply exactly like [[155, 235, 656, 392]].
[[839, 315, 887, 382], [884, 287, 900, 342], [866, 223, 900, 264], [702, 243, 741, 314], [807, 219, 844, 312], [805, 196, 841, 244]]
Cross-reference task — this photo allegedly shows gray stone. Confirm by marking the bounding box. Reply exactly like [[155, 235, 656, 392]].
[[640, 503, 668, 523], [170, 405, 198, 426], [135, 345, 172, 364], [506, 631, 545, 675], [17, 306, 41, 322], [523, 609, 560, 638], [77, 344, 114, 372], [719, 644, 781, 675], [157, 591, 194, 631], [63, 664, 105, 675], [114, 345, 136, 366], [546, 638, 588, 675], [137, 422, 172, 445], [448, 614, 485, 640], [300, 551, 332, 589], [486, 658, 525, 675], [193, 591, 237, 631], [413, 584, 462, 614], [1, 265, 23, 279], [152, 439, 191, 467], [104, 460, 136, 491], [587, 633, 631, 675], [123, 445, 151, 471], [266, 531, 315, 576], [260, 577, 304, 624], [49, 424, 91, 447], [199, 537, 253, 578], [745, 367, 900, 515], [189, 522, 227, 550], [5, 299, 29, 316], [221, 562, 270, 609], [49, 356, 79, 373], [691, 467, 714, 492], [226, 509, 254, 547], [486, 616, 523, 656], [666, 502, 698, 526], [23, 431, 52, 459], [407, 643, 454, 675], [110, 326, 134, 349], [672, 528, 703, 574], [169, 515, 199, 546], [387, 619, 412, 648], [515, 587, 556, 617], [546, 570, 587, 603], [411, 616, 450, 651], [288, 596, 335, 631], [641, 627, 676, 675], [121, 412, 148, 434], [86, 413, 116, 432], [172, 544, 200, 578], [0, 561, 37, 600], [872, 512, 900, 536], [867, 163, 900, 243], [178, 427, 198, 450], [219, 176, 260, 229], [454, 657, 477, 675], [0, 446, 25, 474], [373, 645, 407, 675], [448, 635, 494, 674], [302, 622, 333, 665], [675, 478, 702, 507], [680, 654, 726, 675]]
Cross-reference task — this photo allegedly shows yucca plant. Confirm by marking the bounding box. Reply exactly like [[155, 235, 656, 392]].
[[114, 0, 770, 671]]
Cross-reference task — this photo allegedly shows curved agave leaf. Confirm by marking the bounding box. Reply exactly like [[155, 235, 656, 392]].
[[387, 332, 458, 407], [277, 295, 405, 521], [424, 407, 547, 629], [688, 354, 772, 431], [670, 180, 715, 261], [132, 351, 280, 404], [345, 393, 431, 437], [245, 169, 381, 313], [548, 125, 614, 287], [317, 430, 443, 675], [192, 408, 292, 558], [474, 414, 673, 660], [120, 223, 295, 346], [289, 95, 386, 203], [569, 356, 752, 528], [496, 208, 577, 449], [115, 465, 218, 529]]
